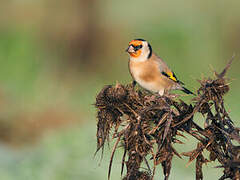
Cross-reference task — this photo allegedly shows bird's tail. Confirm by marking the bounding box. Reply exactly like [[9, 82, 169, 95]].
[[181, 86, 195, 95]]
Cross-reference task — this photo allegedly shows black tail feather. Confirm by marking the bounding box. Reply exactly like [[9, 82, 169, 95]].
[[181, 87, 195, 95]]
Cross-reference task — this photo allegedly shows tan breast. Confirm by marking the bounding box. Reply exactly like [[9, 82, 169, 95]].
[[129, 59, 175, 92]]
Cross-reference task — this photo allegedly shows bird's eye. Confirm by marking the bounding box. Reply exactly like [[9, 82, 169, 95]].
[[134, 45, 142, 51]]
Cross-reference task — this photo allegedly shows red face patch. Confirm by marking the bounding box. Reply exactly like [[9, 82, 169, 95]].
[[128, 40, 143, 47], [128, 40, 143, 58], [129, 50, 142, 58]]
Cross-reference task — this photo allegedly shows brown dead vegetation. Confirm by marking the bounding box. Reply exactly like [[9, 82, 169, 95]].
[[95, 58, 240, 180]]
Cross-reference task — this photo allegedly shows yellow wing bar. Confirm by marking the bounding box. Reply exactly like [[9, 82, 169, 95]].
[[161, 71, 177, 82]]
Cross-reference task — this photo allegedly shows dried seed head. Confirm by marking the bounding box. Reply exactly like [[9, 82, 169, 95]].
[[199, 102, 211, 114], [95, 58, 238, 180]]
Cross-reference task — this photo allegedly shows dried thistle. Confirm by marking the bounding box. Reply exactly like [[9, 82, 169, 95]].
[[95, 58, 240, 180]]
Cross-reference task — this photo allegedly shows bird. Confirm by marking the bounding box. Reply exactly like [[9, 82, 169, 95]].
[[126, 38, 194, 96]]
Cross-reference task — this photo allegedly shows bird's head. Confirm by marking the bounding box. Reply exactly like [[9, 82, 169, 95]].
[[126, 38, 152, 61]]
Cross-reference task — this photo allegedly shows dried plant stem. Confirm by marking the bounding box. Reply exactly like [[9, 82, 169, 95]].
[[95, 58, 240, 180]]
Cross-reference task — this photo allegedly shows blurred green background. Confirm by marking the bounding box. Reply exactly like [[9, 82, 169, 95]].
[[0, 0, 239, 179]]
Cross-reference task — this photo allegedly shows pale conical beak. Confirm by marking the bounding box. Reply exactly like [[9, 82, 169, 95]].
[[126, 46, 135, 53]]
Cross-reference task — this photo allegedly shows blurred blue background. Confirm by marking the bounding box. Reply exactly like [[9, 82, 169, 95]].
[[0, 0, 239, 179]]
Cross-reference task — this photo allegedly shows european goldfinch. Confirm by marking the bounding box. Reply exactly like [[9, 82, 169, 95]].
[[126, 38, 194, 96]]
